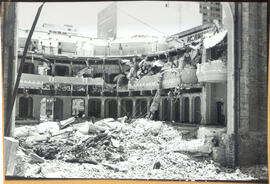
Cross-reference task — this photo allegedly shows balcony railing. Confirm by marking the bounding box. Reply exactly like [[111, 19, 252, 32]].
[[196, 60, 227, 83], [19, 73, 104, 89], [128, 67, 198, 91]]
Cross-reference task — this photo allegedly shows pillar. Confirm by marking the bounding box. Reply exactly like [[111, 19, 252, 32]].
[[117, 98, 121, 118], [84, 97, 88, 118], [2, 2, 18, 136], [179, 97, 183, 122], [101, 98, 105, 118], [189, 96, 193, 123], [147, 98, 151, 113], [159, 98, 163, 121], [132, 98, 136, 118], [201, 84, 211, 124], [170, 98, 174, 121], [51, 63, 56, 76]]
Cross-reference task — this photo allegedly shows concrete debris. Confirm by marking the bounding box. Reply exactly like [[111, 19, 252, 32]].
[[14, 118, 267, 180], [59, 117, 75, 129], [203, 30, 227, 49], [30, 153, 45, 164]]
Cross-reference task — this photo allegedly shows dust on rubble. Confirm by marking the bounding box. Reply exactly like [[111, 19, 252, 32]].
[[15, 117, 268, 180]]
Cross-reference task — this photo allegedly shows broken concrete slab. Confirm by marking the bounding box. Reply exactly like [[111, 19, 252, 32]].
[[4, 137, 19, 176], [59, 117, 75, 129], [30, 153, 45, 164]]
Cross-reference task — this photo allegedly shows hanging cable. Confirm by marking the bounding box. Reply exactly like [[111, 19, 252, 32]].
[[118, 8, 167, 37]]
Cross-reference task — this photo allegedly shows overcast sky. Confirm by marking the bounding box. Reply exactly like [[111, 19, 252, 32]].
[[18, 1, 202, 38]]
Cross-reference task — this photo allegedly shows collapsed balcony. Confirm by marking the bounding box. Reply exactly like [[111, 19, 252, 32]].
[[196, 60, 227, 83]]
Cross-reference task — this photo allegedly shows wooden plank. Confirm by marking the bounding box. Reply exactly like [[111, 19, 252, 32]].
[[4, 137, 19, 176]]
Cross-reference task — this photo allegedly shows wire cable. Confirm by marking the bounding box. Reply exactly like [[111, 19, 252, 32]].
[[118, 8, 167, 37]]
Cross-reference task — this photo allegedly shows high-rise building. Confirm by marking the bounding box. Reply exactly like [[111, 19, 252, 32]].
[[199, 2, 222, 25], [97, 3, 118, 39]]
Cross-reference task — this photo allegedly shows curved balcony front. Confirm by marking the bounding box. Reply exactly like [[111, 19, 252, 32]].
[[196, 60, 227, 83], [19, 73, 104, 89], [128, 67, 198, 91]]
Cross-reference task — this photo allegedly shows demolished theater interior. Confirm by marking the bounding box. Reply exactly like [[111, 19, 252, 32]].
[[2, 1, 268, 181]]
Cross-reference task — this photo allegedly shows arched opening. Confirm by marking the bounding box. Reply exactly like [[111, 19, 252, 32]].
[[194, 96, 201, 124], [162, 98, 171, 121], [72, 98, 85, 117], [174, 98, 180, 122], [135, 99, 147, 118], [53, 98, 63, 121], [121, 99, 133, 117], [19, 96, 33, 118], [88, 99, 101, 118], [221, 2, 235, 134], [105, 99, 118, 118], [22, 62, 35, 74], [55, 65, 70, 76], [182, 97, 189, 123], [149, 98, 160, 120], [40, 97, 54, 121]]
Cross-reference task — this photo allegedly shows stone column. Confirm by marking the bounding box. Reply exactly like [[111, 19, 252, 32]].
[[146, 98, 151, 113], [101, 98, 105, 118], [170, 99, 174, 121], [159, 98, 163, 121], [51, 63, 56, 76], [117, 99, 121, 118], [84, 97, 88, 118], [179, 97, 183, 122], [201, 84, 211, 124], [189, 96, 193, 123], [132, 98, 136, 118]]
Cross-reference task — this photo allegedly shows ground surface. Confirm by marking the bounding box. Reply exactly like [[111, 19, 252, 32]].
[[16, 118, 268, 181]]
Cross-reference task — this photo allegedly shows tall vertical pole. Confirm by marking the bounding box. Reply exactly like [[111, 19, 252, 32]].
[[5, 3, 45, 136]]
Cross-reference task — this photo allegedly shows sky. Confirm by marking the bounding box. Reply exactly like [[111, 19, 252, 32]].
[[17, 1, 202, 38]]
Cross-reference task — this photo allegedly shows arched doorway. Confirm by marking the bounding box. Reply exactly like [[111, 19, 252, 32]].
[[55, 65, 70, 76], [40, 97, 54, 121], [53, 98, 63, 121], [72, 98, 85, 117], [149, 98, 160, 120], [105, 99, 118, 118], [174, 98, 180, 122], [121, 99, 133, 117], [22, 62, 35, 74], [182, 97, 189, 123], [135, 99, 147, 118], [162, 98, 171, 121], [19, 96, 33, 118], [88, 99, 101, 118]]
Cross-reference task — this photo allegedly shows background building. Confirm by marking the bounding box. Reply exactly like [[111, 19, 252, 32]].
[[97, 2, 117, 39], [199, 2, 222, 24]]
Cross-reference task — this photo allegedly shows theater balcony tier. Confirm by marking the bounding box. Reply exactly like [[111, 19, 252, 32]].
[[128, 67, 199, 91], [196, 60, 227, 83], [19, 73, 104, 89]]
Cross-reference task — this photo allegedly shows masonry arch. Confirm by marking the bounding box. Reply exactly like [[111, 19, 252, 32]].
[[182, 97, 190, 123], [19, 96, 33, 118], [105, 99, 118, 118], [53, 98, 63, 121], [221, 2, 235, 134]]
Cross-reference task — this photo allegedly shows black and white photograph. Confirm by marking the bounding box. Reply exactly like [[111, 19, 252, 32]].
[[2, 1, 269, 182]]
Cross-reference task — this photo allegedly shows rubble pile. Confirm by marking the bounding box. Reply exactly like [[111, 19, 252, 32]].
[[14, 118, 268, 180]]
